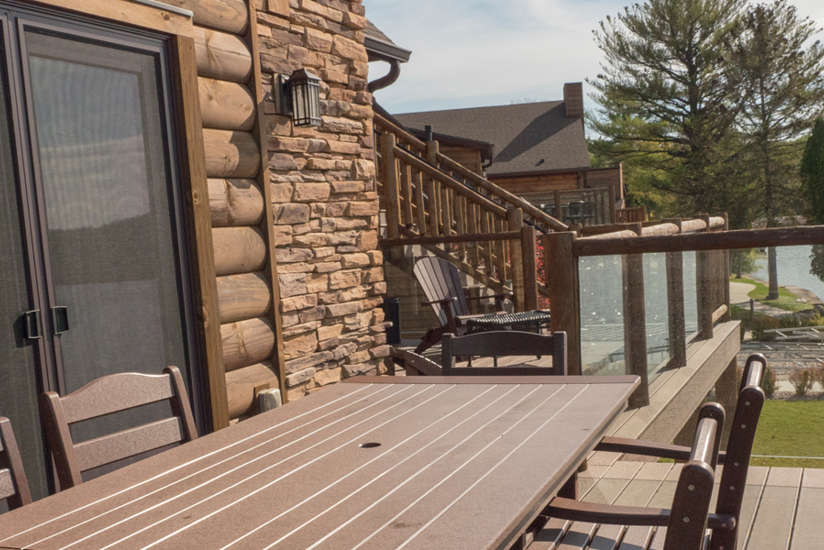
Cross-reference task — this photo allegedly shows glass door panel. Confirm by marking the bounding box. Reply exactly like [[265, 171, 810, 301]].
[[0, 22, 50, 503], [22, 29, 189, 393]]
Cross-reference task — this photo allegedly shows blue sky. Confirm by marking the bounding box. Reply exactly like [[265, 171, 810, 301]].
[[366, 0, 824, 114]]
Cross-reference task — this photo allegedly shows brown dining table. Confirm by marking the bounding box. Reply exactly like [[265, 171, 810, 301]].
[[0, 375, 638, 550]]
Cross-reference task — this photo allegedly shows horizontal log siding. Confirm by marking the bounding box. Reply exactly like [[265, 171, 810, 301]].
[[256, 0, 389, 402], [188, 0, 281, 420]]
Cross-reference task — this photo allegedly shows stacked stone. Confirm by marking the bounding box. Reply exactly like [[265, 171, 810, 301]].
[[256, 0, 390, 401]]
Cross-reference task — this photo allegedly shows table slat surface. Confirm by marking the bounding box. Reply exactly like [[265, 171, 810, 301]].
[[0, 377, 637, 550]]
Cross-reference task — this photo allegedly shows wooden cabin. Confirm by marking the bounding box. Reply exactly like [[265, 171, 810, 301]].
[[0, 0, 395, 500], [394, 83, 626, 225]]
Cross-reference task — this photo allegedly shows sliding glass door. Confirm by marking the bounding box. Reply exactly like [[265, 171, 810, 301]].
[[0, 2, 201, 499]]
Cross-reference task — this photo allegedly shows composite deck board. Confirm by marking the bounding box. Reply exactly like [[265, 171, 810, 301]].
[[588, 462, 673, 550], [528, 462, 822, 550], [744, 467, 802, 550], [555, 461, 644, 549], [0, 378, 636, 550]]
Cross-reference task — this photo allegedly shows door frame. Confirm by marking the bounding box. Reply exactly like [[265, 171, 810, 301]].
[[2, 0, 227, 430]]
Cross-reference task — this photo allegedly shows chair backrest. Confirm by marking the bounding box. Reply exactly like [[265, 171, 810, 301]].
[[0, 417, 32, 510], [441, 331, 567, 376], [708, 353, 767, 550], [40, 366, 198, 490], [664, 402, 725, 550], [413, 257, 470, 325]]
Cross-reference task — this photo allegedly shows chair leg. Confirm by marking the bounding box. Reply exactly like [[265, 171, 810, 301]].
[[558, 472, 577, 499]]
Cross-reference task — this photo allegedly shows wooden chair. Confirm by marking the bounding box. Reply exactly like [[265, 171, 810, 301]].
[[538, 402, 728, 550], [0, 417, 32, 510], [441, 331, 567, 375], [413, 256, 511, 353], [40, 366, 198, 490], [592, 353, 767, 550]]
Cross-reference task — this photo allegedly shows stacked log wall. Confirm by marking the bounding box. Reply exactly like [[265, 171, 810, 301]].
[[256, 0, 389, 401], [185, 0, 280, 420]]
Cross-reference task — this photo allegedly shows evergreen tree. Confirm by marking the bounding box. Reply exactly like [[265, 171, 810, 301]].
[[802, 118, 824, 224], [730, 0, 824, 298], [590, 0, 746, 215]]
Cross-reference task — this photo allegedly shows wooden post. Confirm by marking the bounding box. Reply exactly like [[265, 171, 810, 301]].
[[666, 220, 687, 369], [554, 189, 562, 220], [622, 224, 649, 407], [544, 232, 582, 374], [521, 224, 538, 311], [426, 139, 440, 235], [608, 182, 617, 223], [722, 213, 731, 320], [381, 132, 400, 239], [508, 208, 525, 311]]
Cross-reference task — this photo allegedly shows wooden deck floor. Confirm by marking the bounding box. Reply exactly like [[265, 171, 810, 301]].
[[529, 460, 824, 550]]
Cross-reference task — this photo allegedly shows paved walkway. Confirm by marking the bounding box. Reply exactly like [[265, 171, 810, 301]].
[[730, 280, 756, 303]]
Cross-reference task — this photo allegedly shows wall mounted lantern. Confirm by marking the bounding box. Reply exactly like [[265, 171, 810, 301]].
[[276, 68, 322, 127]]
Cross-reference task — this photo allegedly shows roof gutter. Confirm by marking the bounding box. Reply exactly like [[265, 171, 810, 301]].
[[365, 36, 411, 63], [368, 59, 401, 93]]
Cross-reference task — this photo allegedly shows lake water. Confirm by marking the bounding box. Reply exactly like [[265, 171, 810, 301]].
[[748, 245, 824, 301]]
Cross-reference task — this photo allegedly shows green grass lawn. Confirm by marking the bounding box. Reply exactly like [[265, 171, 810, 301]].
[[731, 276, 813, 313], [750, 400, 824, 468]]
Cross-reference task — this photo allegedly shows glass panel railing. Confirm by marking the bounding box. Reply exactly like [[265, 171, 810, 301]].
[[683, 250, 698, 337], [579, 254, 624, 375], [643, 252, 670, 382]]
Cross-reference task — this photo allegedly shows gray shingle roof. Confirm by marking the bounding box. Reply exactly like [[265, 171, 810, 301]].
[[394, 101, 590, 176]]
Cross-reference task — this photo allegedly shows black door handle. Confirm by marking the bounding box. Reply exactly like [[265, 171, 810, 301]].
[[51, 306, 69, 335], [23, 309, 41, 340]]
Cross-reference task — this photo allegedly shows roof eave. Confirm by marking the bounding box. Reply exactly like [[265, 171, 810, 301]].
[[365, 36, 411, 63]]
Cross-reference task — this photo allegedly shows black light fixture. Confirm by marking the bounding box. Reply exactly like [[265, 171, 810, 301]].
[[275, 68, 322, 127]]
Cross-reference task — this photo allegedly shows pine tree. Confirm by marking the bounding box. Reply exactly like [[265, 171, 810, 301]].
[[730, 0, 824, 298], [802, 118, 824, 224], [590, 0, 746, 215]]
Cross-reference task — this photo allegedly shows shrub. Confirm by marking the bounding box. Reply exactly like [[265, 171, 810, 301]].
[[814, 366, 824, 391], [789, 368, 814, 397], [762, 366, 777, 399]]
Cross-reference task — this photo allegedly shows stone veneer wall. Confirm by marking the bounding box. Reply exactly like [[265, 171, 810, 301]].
[[256, 0, 389, 401]]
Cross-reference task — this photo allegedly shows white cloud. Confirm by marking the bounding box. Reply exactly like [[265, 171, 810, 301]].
[[366, 0, 824, 113]]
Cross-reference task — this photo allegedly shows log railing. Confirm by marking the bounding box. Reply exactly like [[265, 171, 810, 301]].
[[544, 215, 733, 408], [379, 129, 534, 296], [381, 226, 539, 312], [374, 112, 569, 235]]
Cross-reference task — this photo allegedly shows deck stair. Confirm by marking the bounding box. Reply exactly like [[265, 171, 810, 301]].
[[374, 111, 566, 311]]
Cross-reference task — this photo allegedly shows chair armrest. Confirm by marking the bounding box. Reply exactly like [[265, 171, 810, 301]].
[[421, 296, 457, 307], [545, 497, 670, 526], [596, 436, 728, 462]]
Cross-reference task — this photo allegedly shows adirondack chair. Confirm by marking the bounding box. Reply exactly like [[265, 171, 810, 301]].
[[413, 256, 511, 353], [591, 353, 768, 550], [441, 331, 566, 375], [391, 330, 567, 376], [538, 402, 728, 550]]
